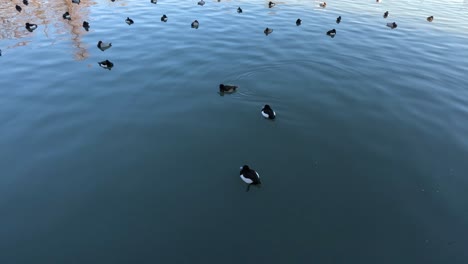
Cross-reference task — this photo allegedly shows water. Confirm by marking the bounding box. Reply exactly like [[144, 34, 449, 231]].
[[1, 0, 468, 263]]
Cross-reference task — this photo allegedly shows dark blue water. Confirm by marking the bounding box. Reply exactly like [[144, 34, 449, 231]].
[[1, 0, 468, 263]]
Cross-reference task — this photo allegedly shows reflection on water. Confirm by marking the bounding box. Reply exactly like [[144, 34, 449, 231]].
[[0, 0, 95, 60]]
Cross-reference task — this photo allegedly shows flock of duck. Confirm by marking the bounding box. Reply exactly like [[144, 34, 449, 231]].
[[5, 0, 435, 191]]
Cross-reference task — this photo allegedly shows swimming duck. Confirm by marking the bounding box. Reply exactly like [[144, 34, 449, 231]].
[[98, 60, 114, 70], [387, 22, 397, 29], [63, 12, 71, 20], [336, 16, 341, 24], [261, 105, 276, 119], [161, 14, 168, 22], [198, 0, 205, 6], [237, 7, 242, 13], [0, 49, 2, 56], [240, 165, 261, 192], [97, 41, 112, 51], [23, 0, 29, 5], [383, 11, 389, 18], [219, 84, 237, 93], [327, 28, 336, 36], [264, 27, 273, 35], [268, 1, 275, 8], [83, 21, 90, 30], [191, 20, 199, 28], [16, 5, 22, 12], [126, 17, 134, 25], [427, 16, 433, 22], [25, 22, 38, 32], [319, 2, 327, 8], [151, 0, 157, 4], [296, 18, 302, 26], [72, 0, 80, 4]]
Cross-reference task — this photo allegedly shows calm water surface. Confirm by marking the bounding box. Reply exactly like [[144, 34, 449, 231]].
[[1, 0, 468, 263]]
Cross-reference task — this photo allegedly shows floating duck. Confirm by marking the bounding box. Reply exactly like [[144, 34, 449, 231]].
[[83, 21, 90, 30], [191, 20, 199, 29], [198, 0, 205, 6], [319, 2, 327, 8], [264, 27, 273, 35], [161, 14, 168, 22], [97, 41, 112, 51], [0, 49, 2, 56], [427, 16, 433, 22], [16, 5, 22, 12], [25, 22, 38, 31], [240, 165, 261, 192], [383, 11, 389, 18], [23, 0, 28, 6], [219, 84, 237, 93], [336, 16, 341, 24], [268, 1, 275, 8], [72, 0, 80, 4], [151, 0, 157, 4], [387, 22, 397, 29], [63, 12, 71, 20], [296, 18, 302, 26], [237, 7, 242, 13], [98, 60, 114, 70], [261, 105, 276, 119], [126, 17, 134, 25], [327, 28, 336, 36]]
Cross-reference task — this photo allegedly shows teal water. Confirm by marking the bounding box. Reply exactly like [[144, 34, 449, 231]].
[[1, 0, 468, 263]]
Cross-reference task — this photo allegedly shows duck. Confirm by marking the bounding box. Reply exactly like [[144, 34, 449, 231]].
[[151, 0, 157, 4], [237, 7, 242, 13], [25, 22, 38, 31], [383, 11, 389, 18], [16, 5, 22, 12], [427, 16, 433, 22], [82, 21, 90, 30], [264, 27, 273, 35], [198, 0, 205, 6], [98, 60, 114, 70], [125, 17, 134, 25], [0, 49, 2, 56], [261, 105, 276, 119], [327, 28, 336, 36], [268, 1, 275, 8], [296, 18, 302, 26], [191, 20, 199, 28], [62, 12, 71, 20], [23, 0, 28, 5], [72, 0, 80, 4], [97, 41, 112, 51], [319, 2, 326, 8], [387, 22, 397, 29], [240, 165, 261, 192], [336, 16, 341, 24], [161, 14, 168, 22], [219, 84, 237, 93]]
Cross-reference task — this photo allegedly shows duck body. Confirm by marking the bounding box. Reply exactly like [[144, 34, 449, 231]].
[[327, 29, 336, 36], [83, 21, 90, 30], [240, 165, 261, 186], [72, 0, 80, 4], [198, 0, 205, 6], [427, 16, 433, 22], [23, 0, 29, 5], [126, 17, 134, 25], [63, 12, 71, 20], [98, 60, 114, 70], [97, 41, 112, 51], [191, 20, 199, 28], [296, 18, 302, 26], [383, 11, 389, 18], [151, 0, 157, 4], [237, 7, 242, 13], [336, 16, 341, 24], [319, 2, 327, 8], [387, 22, 397, 29], [268, 1, 275, 8], [219, 84, 237, 93], [261, 105, 276, 119], [16, 5, 22, 12], [25, 22, 38, 31], [161, 14, 168, 22], [264, 27, 273, 35]]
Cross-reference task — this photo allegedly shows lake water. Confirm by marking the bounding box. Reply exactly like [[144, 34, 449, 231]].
[[1, 0, 468, 263]]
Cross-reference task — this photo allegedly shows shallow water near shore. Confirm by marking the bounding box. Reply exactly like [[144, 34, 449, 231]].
[[1, 0, 468, 263]]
